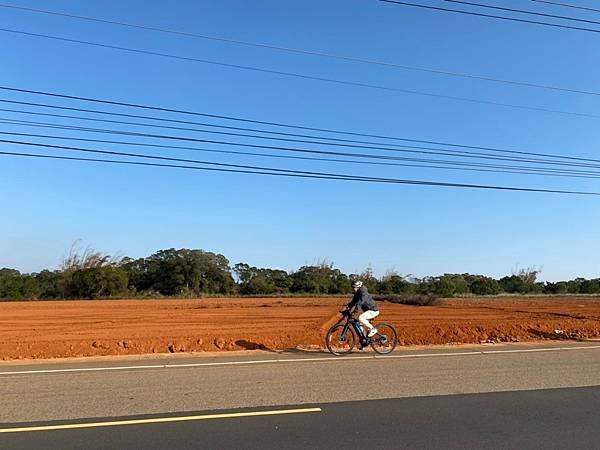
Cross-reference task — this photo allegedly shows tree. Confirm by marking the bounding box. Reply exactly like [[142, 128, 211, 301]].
[[378, 272, 416, 295], [0, 269, 42, 300], [465, 275, 501, 296], [67, 266, 129, 299], [60, 242, 123, 298], [496, 266, 543, 294], [543, 281, 569, 294], [233, 263, 291, 295], [513, 266, 541, 285], [290, 263, 350, 294], [498, 275, 542, 294], [498, 275, 526, 293], [124, 248, 236, 296], [418, 274, 470, 297], [35, 270, 64, 299], [580, 278, 600, 294]]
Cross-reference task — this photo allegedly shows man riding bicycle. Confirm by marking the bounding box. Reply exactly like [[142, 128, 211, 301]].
[[344, 280, 379, 338]]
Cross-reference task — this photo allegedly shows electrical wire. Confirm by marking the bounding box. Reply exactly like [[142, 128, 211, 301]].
[[2, 28, 600, 120], [4, 116, 600, 171], [444, 0, 600, 26], [380, 0, 600, 34], [3, 103, 600, 166], [2, 86, 600, 165], [531, 0, 600, 14], [2, 148, 599, 195], [3, 129, 599, 179], [1, 2, 599, 96]]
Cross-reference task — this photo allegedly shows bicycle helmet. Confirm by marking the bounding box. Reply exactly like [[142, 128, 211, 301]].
[[352, 280, 363, 289]]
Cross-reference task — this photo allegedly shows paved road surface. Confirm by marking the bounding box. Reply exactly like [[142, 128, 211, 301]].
[[1, 343, 599, 449], [1, 343, 599, 423], [2, 387, 600, 449]]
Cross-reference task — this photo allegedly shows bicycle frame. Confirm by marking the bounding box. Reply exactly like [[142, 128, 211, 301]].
[[338, 313, 367, 341]]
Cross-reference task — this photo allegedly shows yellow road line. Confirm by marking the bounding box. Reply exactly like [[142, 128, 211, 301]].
[[0, 407, 322, 433]]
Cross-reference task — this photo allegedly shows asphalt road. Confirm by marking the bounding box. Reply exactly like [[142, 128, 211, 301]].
[[2, 387, 600, 449], [1, 343, 599, 449], [1, 343, 599, 423]]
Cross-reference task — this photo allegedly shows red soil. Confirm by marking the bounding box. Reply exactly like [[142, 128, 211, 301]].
[[1, 296, 599, 361]]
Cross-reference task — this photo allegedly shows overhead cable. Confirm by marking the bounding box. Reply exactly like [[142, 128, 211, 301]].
[[1, 87, 599, 165], [0, 2, 598, 96], [1, 29, 600, 120], [2, 148, 599, 195]]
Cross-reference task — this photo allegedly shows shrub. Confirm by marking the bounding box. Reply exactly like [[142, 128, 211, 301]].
[[467, 276, 501, 296], [376, 293, 441, 306], [0, 269, 42, 300], [67, 266, 129, 299]]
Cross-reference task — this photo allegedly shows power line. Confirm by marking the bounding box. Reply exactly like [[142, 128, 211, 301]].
[[379, 0, 600, 34], [531, 0, 600, 14], [2, 99, 599, 166], [2, 98, 442, 151], [2, 86, 600, 166], [6, 118, 572, 169], [2, 128, 527, 175], [0, 137, 379, 178], [0, 149, 362, 182], [1, 106, 504, 162], [5, 105, 600, 168], [445, 0, 600, 26], [2, 29, 600, 121], [1, 2, 599, 97], [3, 129, 599, 179], [6, 116, 600, 171], [2, 148, 599, 196]]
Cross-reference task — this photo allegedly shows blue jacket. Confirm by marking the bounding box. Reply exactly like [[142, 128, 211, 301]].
[[347, 285, 378, 312]]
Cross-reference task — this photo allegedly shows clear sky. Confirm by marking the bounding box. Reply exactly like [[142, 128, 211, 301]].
[[1, 0, 599, 281]]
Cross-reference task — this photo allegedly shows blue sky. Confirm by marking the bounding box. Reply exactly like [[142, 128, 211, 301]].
[[1, 0, 599, 281]]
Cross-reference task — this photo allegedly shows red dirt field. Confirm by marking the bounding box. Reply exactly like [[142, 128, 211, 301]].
[[1, 296, 600, 361]]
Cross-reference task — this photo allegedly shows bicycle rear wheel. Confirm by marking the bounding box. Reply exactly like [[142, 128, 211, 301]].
[[370, 323, 398, 355], [326, 324, 356, 356]]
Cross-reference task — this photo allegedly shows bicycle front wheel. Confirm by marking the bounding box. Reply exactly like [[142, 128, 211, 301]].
[[326, 324, 356, 356], [370, 323, 398, 355]]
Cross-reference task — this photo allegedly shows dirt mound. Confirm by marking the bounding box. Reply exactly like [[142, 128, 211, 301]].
[[1, 296, 599, 361]]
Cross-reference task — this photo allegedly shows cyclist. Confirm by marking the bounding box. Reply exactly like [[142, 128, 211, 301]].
[[345, 280, 379, 338]]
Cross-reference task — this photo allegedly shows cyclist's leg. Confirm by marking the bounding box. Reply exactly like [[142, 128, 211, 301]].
[[358, 310, 380, 332]]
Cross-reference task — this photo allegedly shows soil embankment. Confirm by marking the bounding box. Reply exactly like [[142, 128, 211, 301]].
[[1, 296, 599, 360]]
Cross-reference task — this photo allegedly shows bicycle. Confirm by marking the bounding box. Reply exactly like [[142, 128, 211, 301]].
[[325, 309, 398, 356]]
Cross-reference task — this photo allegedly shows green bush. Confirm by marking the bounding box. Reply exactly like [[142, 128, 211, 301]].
[[2, 246, 600, 301], [0, 268, 41, 300], [123, 249, 236, 296], [67, 266, 129, 299], [376, 294, 440, 306], [378, 274, 416, 295], [290, 263, 350, 295], [234, 263, 291, 295], [466, 275, 501, 296]]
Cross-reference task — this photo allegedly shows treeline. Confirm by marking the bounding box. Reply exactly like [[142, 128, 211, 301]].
[[0, 247, 599, 300]]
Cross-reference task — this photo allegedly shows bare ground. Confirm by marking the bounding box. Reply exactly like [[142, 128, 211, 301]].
[[1, 296, 599, 360]]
